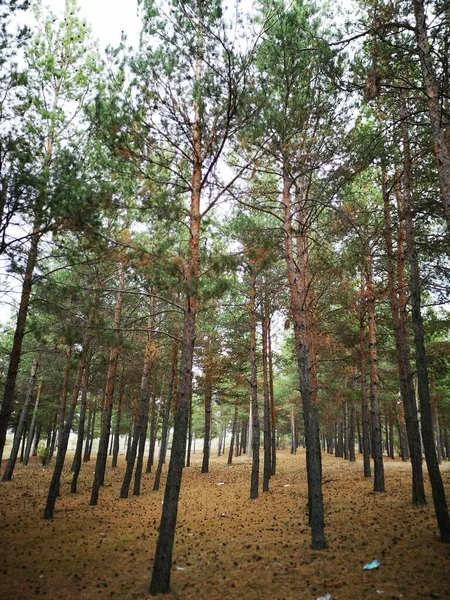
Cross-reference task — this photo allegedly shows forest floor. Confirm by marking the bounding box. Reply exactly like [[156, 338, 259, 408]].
[[0, 449, 449, 600]]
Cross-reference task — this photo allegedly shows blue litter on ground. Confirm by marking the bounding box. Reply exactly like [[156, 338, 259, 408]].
[[363, 559, 380, 570]]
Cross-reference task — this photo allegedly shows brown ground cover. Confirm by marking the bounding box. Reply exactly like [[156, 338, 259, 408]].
[[0, 449, 449, 600]]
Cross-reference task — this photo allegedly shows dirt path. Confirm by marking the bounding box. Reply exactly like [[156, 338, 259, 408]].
[[0, 450, 449, 600]]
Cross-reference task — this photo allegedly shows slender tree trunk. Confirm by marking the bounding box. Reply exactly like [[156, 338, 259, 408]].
[[268, 310, 276, 476], [383, 164, 425, 504], [365, 256, 385, 493], [112, 369, 126, 468], [71, 350, 91, 493], [53, 344, 72, 462], [83, 403, 93, 463], [359, 275, 371, 478], [412, 0, 450, 236], [201, 352, 213, 474], [249, 263, 259, 500], [120, 303, 155, 499], [43, 330, 92, 519], [290, 407, 296, 455], [262, 281, 271, 492], [401, 104, 450, 542], [349, 401, 356, 462], [283, 169, 325, 549], [133, 407, 149, 496], [90, 262, 124, 506], [0, 219, 41, 465], [2, 360, 38, 481], [23, 379, 43, 466], [154, 337, 178, 491], [146, 369, 160, 474], [228, 402, 238, 466], [150, 81, 203, 591]]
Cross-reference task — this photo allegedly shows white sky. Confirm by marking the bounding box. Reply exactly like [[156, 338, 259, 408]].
[[45, 0, 141, 49]]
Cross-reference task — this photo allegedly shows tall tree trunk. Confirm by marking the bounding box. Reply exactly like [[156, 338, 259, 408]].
[[383, 164, 425, 504], [412, 0, 450, 236], [90, 262, 124, 505], [2, 359, 38, 481], [201, 350, 213, 474], [43, 327, 93, 519], [71, 351, 91, 493], [150, 87, 202, 592], [249, 263, 259, 500], [283, 168, 325, 549], [359, 275, 371, 478], [83, 402, 93, 463], [54, 344, 72, 461], [365, 256, 385, 493], [0, 218, 41, 465], [120, 303, 155, 499], [153, 337, 178, 492], [112, 368, 126, 468], [146, 368, 160, 474], [23, 379, 43, 466], [268, 310, 276, 476], [401, 101, 450, 542], [349, 401, 356, 462], [228, 401, 238, 466], [262, 280, 271, 492]]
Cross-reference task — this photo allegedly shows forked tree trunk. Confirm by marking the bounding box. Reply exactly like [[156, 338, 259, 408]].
[[2, 359, 38, 481], [0, 219, 41, 465]]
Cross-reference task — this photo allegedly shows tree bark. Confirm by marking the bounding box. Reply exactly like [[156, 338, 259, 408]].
[[262, 280, 271, 492], [201, 348, 213, 474], [120, 301, 155, 499], [112, 369, 126, 468], [0, 218, 41, 465], [43, 326, 92, 519], [365, 256, 385, 493], [150, 93, 202, 593], [2, 359, 38, 481], [249, 263, 259, 500], [90, 262, 124, 505], [71, 351, 91, 493], [412, 0, 450, 236], [359, 275, 371, 478], [154, 336, 178, 491], [283, 167, 325, 549], [383, 164, 425, 504], [23, 379, 43, 466], [401, 100, 450, 542]]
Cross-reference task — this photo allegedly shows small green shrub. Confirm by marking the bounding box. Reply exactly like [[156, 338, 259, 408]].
[[36, 444, 50, 467]]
